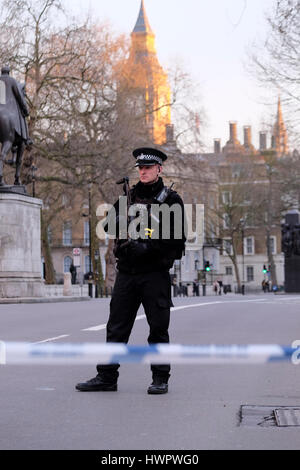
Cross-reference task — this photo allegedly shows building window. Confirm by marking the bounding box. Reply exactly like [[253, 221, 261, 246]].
[[43, 197, 50, 210], [85, 255, 91, 274], [62, 194, 72, 209], [246, 266, 254, 282], [243, 196, 251, 206], [222, 191, 232, 205], [63, 221, 72, 246], [232, 166, 241, 178], [64, 256, 73, 273], [209, 222, 215, 239], [223, 239, 233, 255], [47, 225, 52, 244], [84, 221, 90, 246], [223, 214, 230, 229], [185, 251, 191, 273], [245, 236, 254, 255], [269, 236, 276, 255], [245, 213, 255, 228], [225, 266, 233, 276]]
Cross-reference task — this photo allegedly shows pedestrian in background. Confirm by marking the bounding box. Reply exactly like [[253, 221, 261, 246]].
[[213, 280, 218, 296], [218, 280, 223, 295]]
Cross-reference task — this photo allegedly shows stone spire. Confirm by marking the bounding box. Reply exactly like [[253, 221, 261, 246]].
[[272, 96, 288, 156], [133, 0, 153, 34], [131, 0, 156, 57]]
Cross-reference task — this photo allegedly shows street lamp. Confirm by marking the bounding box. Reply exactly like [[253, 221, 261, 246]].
[[94, 249, 100, 298], [240, 218, 245, 295], [88, 183, 92, 270], [88, 183, 93, 297], [82, 183, 93, 297], [31, 164, 37, 197]]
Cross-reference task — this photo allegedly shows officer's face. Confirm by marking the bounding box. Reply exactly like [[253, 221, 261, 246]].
[[138, 164, 162, 184]]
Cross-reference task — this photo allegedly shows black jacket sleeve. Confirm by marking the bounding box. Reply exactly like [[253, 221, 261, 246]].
[[148, 191, 186, 260]]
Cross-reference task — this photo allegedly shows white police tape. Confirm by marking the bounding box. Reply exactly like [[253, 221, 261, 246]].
[[0, 341, 6, 365], [0, 342, 298, 365]]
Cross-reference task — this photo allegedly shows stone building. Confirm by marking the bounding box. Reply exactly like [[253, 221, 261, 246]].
[[201, 105, 290, 292]]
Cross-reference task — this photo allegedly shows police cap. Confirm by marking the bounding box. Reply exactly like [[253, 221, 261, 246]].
[[133, 147, 167, 167]]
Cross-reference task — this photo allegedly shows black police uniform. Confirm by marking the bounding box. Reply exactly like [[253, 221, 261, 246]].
[[76, 148, 186, 394]]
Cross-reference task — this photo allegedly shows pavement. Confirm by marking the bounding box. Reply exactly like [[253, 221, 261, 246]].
[[0, 296, 90, 304], [1, 293, 300, 450]]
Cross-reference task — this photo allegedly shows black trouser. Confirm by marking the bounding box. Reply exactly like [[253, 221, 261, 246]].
[[97, 270, 173, 383]]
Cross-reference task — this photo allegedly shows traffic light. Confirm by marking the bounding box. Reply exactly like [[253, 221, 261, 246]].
[[263, 265, 267, 274], [205, 261, 211, 272]]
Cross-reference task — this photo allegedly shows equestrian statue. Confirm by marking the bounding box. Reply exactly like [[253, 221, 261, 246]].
[[0, 66, 32, 190]]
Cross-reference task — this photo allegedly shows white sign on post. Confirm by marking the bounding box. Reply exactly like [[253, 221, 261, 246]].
[[73, 256, 81, 267], [73, 248, 81, 267]]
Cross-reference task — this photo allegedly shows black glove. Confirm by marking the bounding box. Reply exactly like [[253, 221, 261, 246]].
[[127, 240, 151, 258]]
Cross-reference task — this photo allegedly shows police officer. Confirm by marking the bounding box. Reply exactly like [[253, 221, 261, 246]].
[[76, 148, 186, 394]]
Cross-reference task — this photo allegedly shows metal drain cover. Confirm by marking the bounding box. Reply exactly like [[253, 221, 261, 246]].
[[240, 405, 277, 427], [240, 405, 300, 427], [275, 409, 300, 427]]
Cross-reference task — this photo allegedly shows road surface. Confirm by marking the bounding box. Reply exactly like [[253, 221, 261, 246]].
[[1, 294, 300, 450]]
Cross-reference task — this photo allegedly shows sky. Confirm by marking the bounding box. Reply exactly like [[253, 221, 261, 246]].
[[65, 0, 277, 152]]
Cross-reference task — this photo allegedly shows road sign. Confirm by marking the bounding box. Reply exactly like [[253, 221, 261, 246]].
[[73, 248, 81, 256], [73, 256, 81, 268]]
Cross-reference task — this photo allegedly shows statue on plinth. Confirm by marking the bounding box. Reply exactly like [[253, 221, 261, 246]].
[[0, 66, 33, 193]]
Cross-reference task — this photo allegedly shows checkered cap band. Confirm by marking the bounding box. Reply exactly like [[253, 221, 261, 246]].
[[136, 154, 162, 165]]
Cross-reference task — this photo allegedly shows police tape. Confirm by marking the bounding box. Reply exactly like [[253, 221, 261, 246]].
[[0, 342, 299, 365]]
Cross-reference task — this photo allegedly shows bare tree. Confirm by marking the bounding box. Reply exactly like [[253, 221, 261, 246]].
[[249, 0, 300, 145]]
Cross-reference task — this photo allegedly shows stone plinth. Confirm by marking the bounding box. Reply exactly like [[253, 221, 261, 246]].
[[0, 193, 44, 298], [63, 273, 72, 296]]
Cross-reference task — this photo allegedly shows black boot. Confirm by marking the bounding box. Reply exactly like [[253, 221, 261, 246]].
[[147, 377, 169, 395], [75, 375, 117, 392]]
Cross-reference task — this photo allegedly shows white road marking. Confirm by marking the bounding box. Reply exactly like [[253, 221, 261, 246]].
[[82, 314, 146, 332], [82, 298, 269, 331], [34, 335, 70, 344], [35, 388, 56, 391], [171, 298, 268, 312]]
